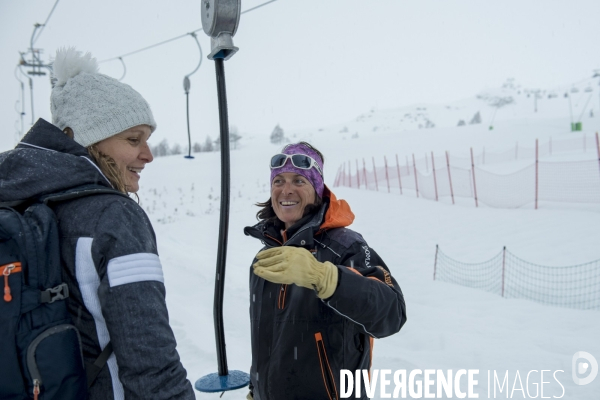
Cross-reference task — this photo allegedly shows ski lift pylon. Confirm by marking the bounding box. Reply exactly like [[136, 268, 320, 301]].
[[194, 0, 250, 393]]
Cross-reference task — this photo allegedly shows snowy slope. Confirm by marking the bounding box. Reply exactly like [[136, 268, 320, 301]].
[[138, 88, 600, 399], [298, 77, 600, 141]]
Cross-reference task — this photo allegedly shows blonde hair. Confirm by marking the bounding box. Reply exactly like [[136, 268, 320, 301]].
[[87, 144, 129, 194]]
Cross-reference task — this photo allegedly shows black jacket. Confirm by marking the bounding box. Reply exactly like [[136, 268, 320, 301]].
[[244, 188, 407, 400], [0, 119, 194, 399]]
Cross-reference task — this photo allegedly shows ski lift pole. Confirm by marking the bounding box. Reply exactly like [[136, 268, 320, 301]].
[[195, 0, 249, 393], [183, 32, 203, 159]]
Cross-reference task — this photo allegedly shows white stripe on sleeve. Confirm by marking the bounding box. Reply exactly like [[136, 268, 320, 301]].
[[107, 253, 164, 288], [75, 237, 124, 400]]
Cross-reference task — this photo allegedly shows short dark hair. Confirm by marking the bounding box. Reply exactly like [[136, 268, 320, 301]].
[[255, 141, 325, 222]]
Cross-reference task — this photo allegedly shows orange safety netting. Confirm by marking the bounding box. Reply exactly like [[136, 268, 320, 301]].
[[334, 134, 600, 208]]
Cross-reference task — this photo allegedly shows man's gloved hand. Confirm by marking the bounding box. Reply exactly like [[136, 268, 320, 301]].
[[246, 391, 253, 400], [253, 246, 339, 299]]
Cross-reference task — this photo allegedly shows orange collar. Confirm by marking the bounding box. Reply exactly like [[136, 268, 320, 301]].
[[319, 186, 355, 231]]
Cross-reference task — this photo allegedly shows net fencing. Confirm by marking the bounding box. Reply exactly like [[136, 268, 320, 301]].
[[333, 133, 600, 208], [434, 246, 600, 310]]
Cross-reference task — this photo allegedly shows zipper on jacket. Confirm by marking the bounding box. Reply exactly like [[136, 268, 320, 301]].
[[33, 379, 40, 400], [2, 262, 22, 302], [263, 233, 283, 247], [277, 284, 288, 309], [315, 332, 338, 400], [26, 324, 84, 399], [264, 227, 315, 310]]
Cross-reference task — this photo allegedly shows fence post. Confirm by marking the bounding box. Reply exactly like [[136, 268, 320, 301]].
[[342, 163, 347, 187], [433, 244, 439, 280], [446, 151, 455, 205], [395, 154, 403, 195], [535, 138, 539, 210], [406, 156, 410, 176], [595, 132, 600, 181], [412, 153, 419, 198], [384, 156, 391, 193], [347, 161, 352, 188], [431, 152, 438, 201], [425, 153, 429, 173], [372, 157, 379, 192], [470, 147, 478, 207], [333, 165, 340, 187], [362, 158, 368, 190], [501, 246, 506, 297], [356, 159, 360, 189]]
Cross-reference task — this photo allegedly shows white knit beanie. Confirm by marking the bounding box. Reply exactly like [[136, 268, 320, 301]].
[[50, 47, 156, 147]]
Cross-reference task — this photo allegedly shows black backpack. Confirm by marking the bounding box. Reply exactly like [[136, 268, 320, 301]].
[[0, 185, 125, 399]]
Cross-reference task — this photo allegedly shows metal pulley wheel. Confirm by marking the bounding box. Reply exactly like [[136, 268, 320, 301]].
[[201, 0, 241, 60]]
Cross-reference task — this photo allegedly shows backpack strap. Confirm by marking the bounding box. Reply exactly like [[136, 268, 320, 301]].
[[86, 342, 114, 388]]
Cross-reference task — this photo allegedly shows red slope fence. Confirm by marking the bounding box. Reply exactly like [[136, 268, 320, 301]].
[[433, 245, 600, 311], [333, 133, 600, 208]]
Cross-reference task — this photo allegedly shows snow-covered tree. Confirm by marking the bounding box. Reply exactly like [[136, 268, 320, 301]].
[[270, 124, 284, 145], [203, 136, 214, 152], [171, 143, 182, 155], [470, 112, 482, 125], [152, 139, 170, 157]]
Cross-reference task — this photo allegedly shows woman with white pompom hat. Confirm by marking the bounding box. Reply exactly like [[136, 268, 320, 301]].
[[0, 48, 195, 399]]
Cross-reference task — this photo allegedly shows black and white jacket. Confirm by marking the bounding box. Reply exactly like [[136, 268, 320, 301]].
[[0, 119, 194, 399]]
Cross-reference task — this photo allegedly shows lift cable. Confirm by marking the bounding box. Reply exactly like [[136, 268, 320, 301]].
[[31, 0, 61, 45], [240, 0, 277, 14], [13, 0, 277, 137], [185, 32, 203, 79], [99, 0, 277, 64], [99, 30, 202, 63], [117, 57, 127, 81]]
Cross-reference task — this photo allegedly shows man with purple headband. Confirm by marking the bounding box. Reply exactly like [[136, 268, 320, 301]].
[[244, 142, 407, 399]]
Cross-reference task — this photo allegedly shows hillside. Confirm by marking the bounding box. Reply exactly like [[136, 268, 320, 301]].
[[138, 85, 600, 398]]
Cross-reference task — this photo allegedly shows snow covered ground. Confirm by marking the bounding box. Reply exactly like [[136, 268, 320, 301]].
[[138, 89, 600, 399]]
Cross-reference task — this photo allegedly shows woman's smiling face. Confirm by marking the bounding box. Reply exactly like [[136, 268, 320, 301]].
[[94, 125, 153, 193], [271, 172, 317, 229]]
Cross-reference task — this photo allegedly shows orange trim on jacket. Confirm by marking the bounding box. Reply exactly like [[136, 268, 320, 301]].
[[318, 186, 355, 232]]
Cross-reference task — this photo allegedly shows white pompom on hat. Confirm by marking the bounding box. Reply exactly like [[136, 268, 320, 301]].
[[50, 47, 157, 147]]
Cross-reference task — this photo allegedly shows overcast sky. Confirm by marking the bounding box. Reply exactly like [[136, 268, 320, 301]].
[[1, 0, 600, 151]]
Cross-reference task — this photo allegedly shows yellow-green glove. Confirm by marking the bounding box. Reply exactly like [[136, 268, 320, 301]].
[[253, 247, 339, 299], [246, 392, 253, 400]]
